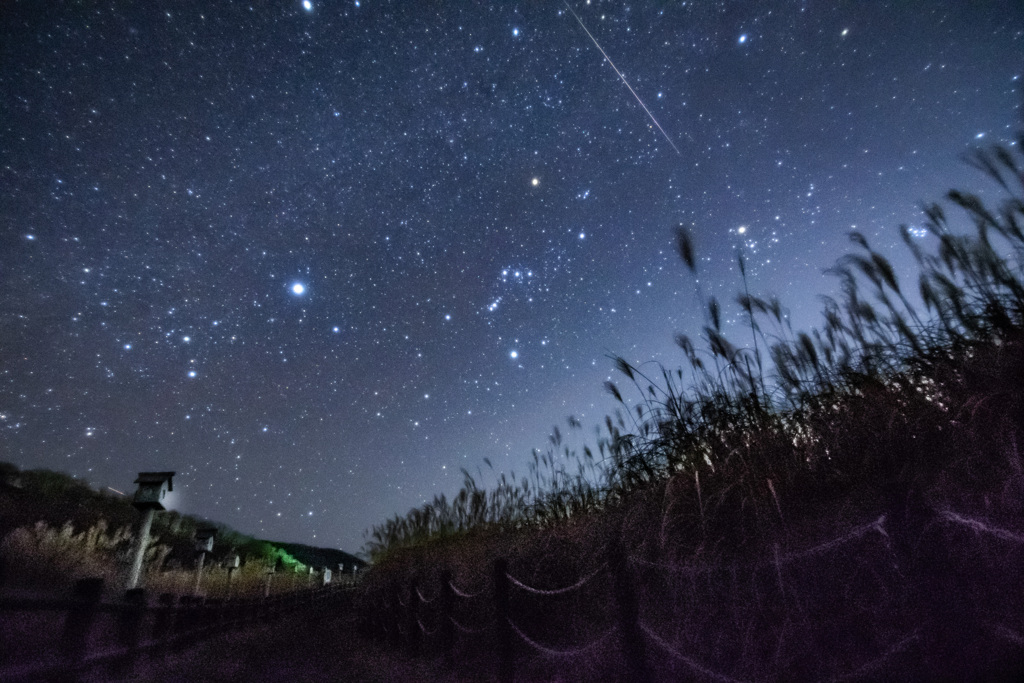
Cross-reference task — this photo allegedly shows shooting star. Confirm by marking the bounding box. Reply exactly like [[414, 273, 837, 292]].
[[563, 1, 682, 155]]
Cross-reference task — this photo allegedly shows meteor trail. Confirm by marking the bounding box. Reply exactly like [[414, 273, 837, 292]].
[[563, 1, 682, 155]]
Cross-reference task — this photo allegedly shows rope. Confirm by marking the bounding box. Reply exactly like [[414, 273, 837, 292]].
[[630, 515, 889, 573], [630, 555, 727, 575], [450, 615, 490, 634], [828, 629, 920, 682], [448, 581, 483, 599], [416, 587, 437, 604], [639, 620, 753, 683], [507, 617, 616, 658], [936, 509, 1024, 544], [778, 515, 888, 563], [988, 622, 1024, 646], [505, 562, 608, 596]]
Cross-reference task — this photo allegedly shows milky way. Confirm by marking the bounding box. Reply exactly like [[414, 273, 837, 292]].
[[2, 1, 1021, 553]]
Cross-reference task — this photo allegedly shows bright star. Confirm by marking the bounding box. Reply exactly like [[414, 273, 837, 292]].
[[303, 1, 313, 11], [510, 350, 519, 359], [188, 370, 197, 378], [531, 177, 539, 186], [291, 283, 306, 295], [738, 34, 748, 44], [513, 28, 520, 37]]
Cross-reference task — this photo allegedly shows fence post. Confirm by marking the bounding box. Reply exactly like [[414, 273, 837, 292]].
[[153, 593, 176, 658], [112, 588, 147, 676], [608, 540, 651, 681], [408, 576, 421, 656], [173, 595, 193, 652], [206, 597, 223, 636], [493, 558, 514, 683], [61, 577, 104, 672], [440, 570, 455, 666]]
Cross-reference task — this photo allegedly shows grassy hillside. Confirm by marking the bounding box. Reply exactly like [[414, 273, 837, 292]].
[[0, 462, 365, 596]]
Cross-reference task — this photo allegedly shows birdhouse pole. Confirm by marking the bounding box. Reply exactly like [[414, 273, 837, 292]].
[[127, 472, 174, 591], [226, 553, 240, 600], [193, 527, 217, 596]]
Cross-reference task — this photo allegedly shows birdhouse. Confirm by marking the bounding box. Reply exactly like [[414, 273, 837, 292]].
[[132, 472, 175, 510], [322, 568, 332, 585], [194, 527, 217, 553], [225, 553, 241, 569]]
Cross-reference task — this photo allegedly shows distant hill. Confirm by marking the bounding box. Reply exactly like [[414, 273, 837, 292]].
[[269, 541, 366, 574]]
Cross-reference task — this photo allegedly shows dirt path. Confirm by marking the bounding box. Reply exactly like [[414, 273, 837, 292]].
[[85, 609, 463, 683]]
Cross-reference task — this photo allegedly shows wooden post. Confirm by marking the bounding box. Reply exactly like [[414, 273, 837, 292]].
[[126, 508, 155, 590], [61, 578, 104, 671], [112, 588, 147, 676], [440, 570, 455, 666], [608, 540, 651, 681], [194, 553, 204, 595], [152, 593, 176, 658], [173, 595, 192, 652], [493, 558, 513, 683]]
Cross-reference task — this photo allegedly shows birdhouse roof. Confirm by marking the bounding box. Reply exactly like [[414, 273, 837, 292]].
[[134, 472, 175, 491]]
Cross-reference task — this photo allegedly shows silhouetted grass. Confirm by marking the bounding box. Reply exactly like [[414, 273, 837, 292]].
[[358, 132, 1024, 680], [363, 133, 1024, 564]]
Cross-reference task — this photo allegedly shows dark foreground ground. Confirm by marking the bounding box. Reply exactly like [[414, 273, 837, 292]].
[[78, 610, 464, 683]]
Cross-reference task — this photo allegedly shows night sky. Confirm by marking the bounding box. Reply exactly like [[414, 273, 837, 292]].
[[2, 1, 1021, 554]]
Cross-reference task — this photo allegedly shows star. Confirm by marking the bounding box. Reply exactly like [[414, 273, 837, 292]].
[[291, 283, 306, 295]]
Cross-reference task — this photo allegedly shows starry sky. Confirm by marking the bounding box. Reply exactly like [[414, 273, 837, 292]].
[[2, 1, 1021, 554]]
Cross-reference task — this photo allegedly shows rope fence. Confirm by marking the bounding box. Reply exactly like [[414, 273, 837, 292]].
[[639, 620, 752, 683], [360, 503, 1024, 681], [447, 581, 483, 599], [505, 562, 607, 596], [507, 618, 616, 658], [449, 614, 490, 634]]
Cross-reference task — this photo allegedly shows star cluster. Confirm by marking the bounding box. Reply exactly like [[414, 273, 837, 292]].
[[1, 1, 1021, 552]]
